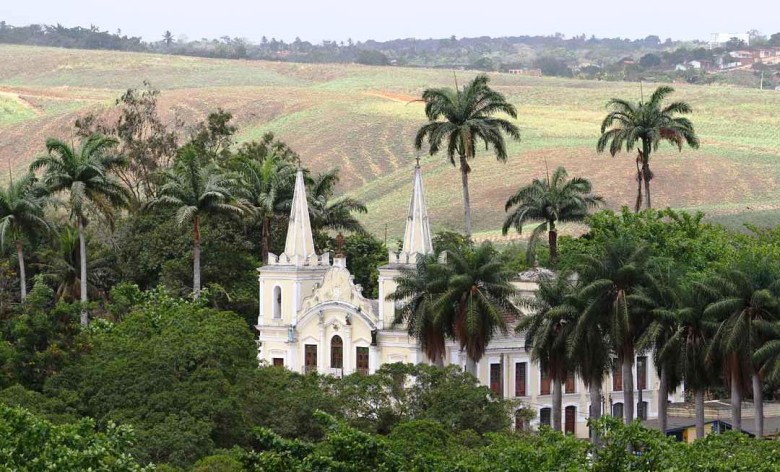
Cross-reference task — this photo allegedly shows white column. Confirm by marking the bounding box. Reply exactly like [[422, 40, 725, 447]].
[[503, 353, 510, 399], [343, 326, 352, 375], [318, 324, 326, 374], [293, 281, 301, 325], [258, 279, 265, 325], [369, 345, 379, 374], [378, 277, 385, 321]]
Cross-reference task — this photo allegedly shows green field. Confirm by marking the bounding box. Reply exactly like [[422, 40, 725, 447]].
[[1, 44, 779, 239]]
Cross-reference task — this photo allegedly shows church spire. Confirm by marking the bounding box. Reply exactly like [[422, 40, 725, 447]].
[[283, 167, 316, 265], [401, 160, 433, 259]]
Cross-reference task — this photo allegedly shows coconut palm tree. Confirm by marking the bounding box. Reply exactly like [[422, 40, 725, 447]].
[[518, 273, 577, 431], [502, 166, 602, 265], [388, 253, 449, 366], [705, 260, 780, 436], [147, 146, 245, 298], [415, 74, 520, 238], [577, 237, 654, 424], [307, 169, 367, 236], [232, 151, 296, 264], [597, 85, 699, 210], [434, 242, 519, 375], [30, 135, 128, 325], [0, 173, 49, 300]]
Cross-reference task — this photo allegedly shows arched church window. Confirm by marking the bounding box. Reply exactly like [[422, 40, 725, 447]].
[[331, 335, 343, 369], [273, 286, 281, 319]]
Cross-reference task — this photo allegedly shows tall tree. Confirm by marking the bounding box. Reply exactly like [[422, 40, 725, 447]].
[[388, 253, 448, 366], [705, 260, 780, 436], [597, 85, 699, 210], [653, 282, 716, 439], [30, 135, 128, 325], [434, 243, 519, 375], [577, 237, 653, 424], [567, 279, 612, 444], [36, 225, 112, 302], [637, 271, 690, 436], [307, 169, 367, 236], [232, 151, 295, 264], [147, 146, 245, 297], [415, 74, 520, 238], [0, 173, 49, 300], [163, 30, 174, 47], [518, 273, 577, 431], [502, 166, 602, 265]]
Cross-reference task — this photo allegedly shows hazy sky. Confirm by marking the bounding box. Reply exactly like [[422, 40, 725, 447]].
[[1, 0, 778, 44]]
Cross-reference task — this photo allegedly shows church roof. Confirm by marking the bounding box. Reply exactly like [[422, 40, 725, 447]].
[[281, 167, 317, 266]]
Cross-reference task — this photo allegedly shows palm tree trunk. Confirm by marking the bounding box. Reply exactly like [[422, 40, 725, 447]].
[[589, 375, 602, 445], [262, 216, 271, 265], [695, 389, 705, 439], [465, 355, 477, 377], [548, 222, 558, 265], [459, 156, 472, 239], [634, 155, 643, 213], [552, 377, 562, 431], [658, 366, 668, 431], [15, 240, 26, 301], [641, 141, 651, 210], [193, 215, 202, 298], [78, 216, 88, 326], [642, 162, 652, 210], [731, 367, 742, 432], [753, 372, 763, 438], [622, 347, 635, 424]]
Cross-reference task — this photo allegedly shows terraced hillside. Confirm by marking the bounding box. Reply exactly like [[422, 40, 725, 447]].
[[1, 44, 779, 239]]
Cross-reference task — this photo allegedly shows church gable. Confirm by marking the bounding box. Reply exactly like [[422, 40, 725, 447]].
[[299, 263, 377, 320]]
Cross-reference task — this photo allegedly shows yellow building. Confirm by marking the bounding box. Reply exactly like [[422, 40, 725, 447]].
[[255, 163, 681, 438]]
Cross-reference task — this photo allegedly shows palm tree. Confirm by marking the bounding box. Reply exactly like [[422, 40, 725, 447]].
[[577, 237, 653, 424], [36, 226, 112, 303], [147, 146, 245, 297], [639, 272, 701, 436], [30, 135, 128, 325], [415, 74, 520, 238], [502, 166, 602, 265], [567, 280, 612, 444], [518, 273, 577, 431], [0, 173, 49, 300], [597, 85, 699, 210], [655, 282, 717, 440], [388, 253, 449, 366], [434, 243, 519, 375], [232, 151, 296, 264], [307, 169, 367, 235], [705, 260, 780, 436]]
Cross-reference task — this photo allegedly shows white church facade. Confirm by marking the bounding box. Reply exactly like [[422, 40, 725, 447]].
[[255, 164, 682, 438]]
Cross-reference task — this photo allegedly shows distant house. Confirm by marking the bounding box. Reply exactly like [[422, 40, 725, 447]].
[[507, 68, 542, 77], [709, 32, 750, 48], [675, 64, 687, 71], [618, 57, 636, 66], [645, 400, 780, 440]]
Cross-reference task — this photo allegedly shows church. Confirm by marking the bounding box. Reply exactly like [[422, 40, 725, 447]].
[[255, 163, 681, 438]]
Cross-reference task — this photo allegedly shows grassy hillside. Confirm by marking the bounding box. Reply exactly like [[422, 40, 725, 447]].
[[1, 44, 779, 240]]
